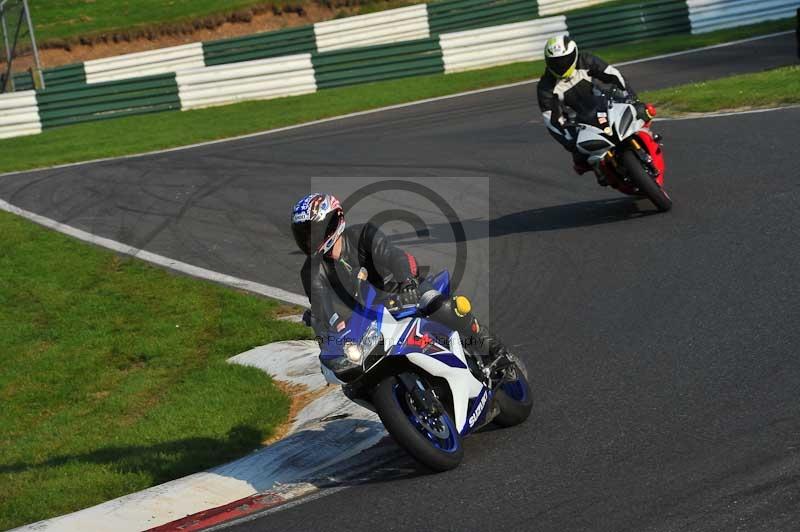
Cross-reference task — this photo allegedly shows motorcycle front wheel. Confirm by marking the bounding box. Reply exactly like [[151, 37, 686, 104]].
[[622, 149, 672, 212], [373, 375, 463, 471]]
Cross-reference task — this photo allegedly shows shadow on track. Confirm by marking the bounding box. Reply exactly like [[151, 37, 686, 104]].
[[387, 197, 655, 245]]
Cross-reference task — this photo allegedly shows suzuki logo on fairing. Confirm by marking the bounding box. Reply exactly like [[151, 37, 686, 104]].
[[468, 392, 487, 427]]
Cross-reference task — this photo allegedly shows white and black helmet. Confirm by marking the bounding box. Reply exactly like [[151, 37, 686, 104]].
[[544, 35, 578, 79]]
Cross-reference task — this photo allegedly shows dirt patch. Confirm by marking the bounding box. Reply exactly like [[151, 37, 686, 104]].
[[262, 380, 332, 446], [5, 0, 416, 72]]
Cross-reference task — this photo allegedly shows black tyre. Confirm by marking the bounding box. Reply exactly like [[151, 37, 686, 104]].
[[493, 357, 533, 427], [373, 375, 463, 471], [622, 149, 672, 212]]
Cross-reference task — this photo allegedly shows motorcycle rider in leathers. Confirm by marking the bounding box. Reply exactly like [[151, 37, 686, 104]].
[[538, 35, 654, 183], [291, 193, 512, 380]]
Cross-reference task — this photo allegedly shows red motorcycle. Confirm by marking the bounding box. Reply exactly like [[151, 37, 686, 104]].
[[573, 93, 671, 212]]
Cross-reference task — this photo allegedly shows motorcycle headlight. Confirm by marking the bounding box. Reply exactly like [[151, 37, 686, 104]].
[[343, 322, 384, 366], [343, 342, 363, 364]]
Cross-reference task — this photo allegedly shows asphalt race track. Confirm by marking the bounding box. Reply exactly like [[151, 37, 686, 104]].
[[2, 33, 799, 531]]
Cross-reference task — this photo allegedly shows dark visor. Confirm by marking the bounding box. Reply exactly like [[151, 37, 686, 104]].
[[546, 49, 577, 77]]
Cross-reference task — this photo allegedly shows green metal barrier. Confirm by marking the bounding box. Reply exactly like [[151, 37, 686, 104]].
[[12, 63, 86, 91], [428, 0, 539, 35], [36, 73, 180, 128], [202, 25, 316, 66], [567, 0, 691, 48], [312, 38, 445, 89]]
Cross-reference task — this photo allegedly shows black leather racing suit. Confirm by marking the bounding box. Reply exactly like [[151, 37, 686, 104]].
[[301, 223, 418, 337], [537, 51, 636, 161], [301, 223, 509, 375]]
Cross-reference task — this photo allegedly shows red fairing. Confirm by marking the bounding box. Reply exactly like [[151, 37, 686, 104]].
[[636, 128, 666, 187]]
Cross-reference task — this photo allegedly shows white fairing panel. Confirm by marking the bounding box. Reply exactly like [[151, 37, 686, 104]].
[[608, 102, 644, 140], [405, 350, 485, 433], [380, 308, 410, 348], [576, 102, 645, 164], [576, 125, 613, 163]]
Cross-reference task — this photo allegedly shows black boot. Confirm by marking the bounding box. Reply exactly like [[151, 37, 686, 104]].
[[470, 328, 513, 370]]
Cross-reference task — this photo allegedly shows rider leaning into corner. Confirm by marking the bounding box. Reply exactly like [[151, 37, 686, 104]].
[[538, 35, 656, 184], [290, 193, 513, 381]]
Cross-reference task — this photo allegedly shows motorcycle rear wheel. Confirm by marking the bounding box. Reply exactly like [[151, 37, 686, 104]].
[[493, 358, 533, 427], [622, 149, 672, 212], [373, 375, 463, 471]]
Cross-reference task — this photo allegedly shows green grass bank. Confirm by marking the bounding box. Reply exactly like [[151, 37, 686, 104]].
[[0, 209, 309, 529]]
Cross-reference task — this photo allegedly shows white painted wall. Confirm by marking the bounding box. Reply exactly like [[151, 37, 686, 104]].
[[687, 0, 800, 33], [0, 90, 41, 139], [314, 4, 430, 53], [176, 53, 317, 110], [440, 16, 567, 73], [537, 0, 612, 16], [85, 43, 205, 84]]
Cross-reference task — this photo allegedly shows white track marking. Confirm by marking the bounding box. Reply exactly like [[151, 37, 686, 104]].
[[0, 30, 792, 180], [656, 104, 800, 121], [0, 197, 309, 307]]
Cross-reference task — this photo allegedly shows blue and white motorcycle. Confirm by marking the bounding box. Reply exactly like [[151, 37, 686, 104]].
[[318, 270, 532, 471]]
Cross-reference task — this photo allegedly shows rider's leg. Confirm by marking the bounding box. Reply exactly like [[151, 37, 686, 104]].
[[572, 151, 593, 175], [418, 290, 511, 366]]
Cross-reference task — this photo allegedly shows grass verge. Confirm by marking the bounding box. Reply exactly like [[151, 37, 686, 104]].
[[0, 18, 793, 175], [0, 209, 309, 530], [647, 65, 800, 115], [30, 0, 417, 45]]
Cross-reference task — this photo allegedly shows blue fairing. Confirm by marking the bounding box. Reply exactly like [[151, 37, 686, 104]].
[[319, 283, 379, 360], [320, 269, 467, 370], [432, 270, 451, 295], [321, 270, 453, 361]]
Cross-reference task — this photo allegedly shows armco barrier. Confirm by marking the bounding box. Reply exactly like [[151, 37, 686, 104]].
[[202, 26, 317, 66], [314, 4, 430, 53], [0, 0, 796, 140], [687, 0, 800, 34], [85, 43, 205, 84], [312, 38, 444, 89], [36, 74, 181, 128], [429, 0, 538, 35], [440, 16, 566, 72], [12, 63, 86, 91], [537, 0, 610, 15], [567, 0, 691, 48], [0, 90, 41, 139], [177, 54, 317, 110]]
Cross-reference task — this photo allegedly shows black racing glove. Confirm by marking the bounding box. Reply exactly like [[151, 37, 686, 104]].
[[397, 278, 420, 307], [302, 309, 313, 327]]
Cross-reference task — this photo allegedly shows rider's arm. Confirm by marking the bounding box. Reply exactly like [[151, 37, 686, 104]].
[[301, 259, 346, 336], [537, 81, 574, 150], [361, 223, 417, 284], [583, 52, 637, 98]]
